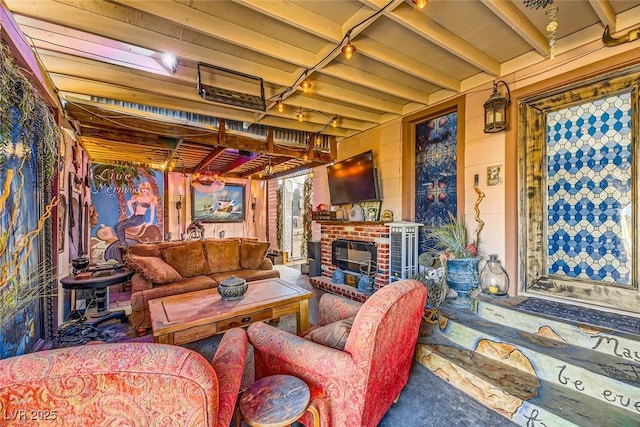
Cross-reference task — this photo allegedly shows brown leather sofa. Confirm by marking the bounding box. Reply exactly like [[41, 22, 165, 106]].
[[125, 238, 279, 332]]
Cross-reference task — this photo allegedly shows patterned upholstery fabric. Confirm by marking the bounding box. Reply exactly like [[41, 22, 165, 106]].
[[248, 279, 427, 427], [0, 328, 248, 427]]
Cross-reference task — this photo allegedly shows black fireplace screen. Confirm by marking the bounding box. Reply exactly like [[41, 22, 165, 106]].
[[332, 239, 377, 272]]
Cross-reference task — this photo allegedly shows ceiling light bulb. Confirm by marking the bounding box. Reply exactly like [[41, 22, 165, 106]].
[[300, 81, 312, 92], [413, 0, 428, 9], [332, 117, 338, 127], [296, 110, 305, 122], [276, 100, 284, 113], [316, 136, 322, 144], [546, 21, 558, 32], [342, 42, 356, 59]]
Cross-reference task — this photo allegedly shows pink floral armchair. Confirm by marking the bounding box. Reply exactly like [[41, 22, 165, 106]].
[[248, 279, 427, 427], [0, 328, 248, 427]]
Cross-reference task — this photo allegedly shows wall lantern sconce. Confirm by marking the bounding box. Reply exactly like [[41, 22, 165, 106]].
[[483, 80, 511, 133]]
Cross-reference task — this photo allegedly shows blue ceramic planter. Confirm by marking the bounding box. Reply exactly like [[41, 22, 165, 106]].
[[446, 257, 480, 309]]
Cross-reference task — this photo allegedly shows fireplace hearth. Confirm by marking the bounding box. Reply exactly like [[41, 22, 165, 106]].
[[332, 239, 377, 273]]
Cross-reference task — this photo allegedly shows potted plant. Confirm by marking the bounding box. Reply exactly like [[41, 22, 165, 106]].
[[425, 214, 480, 308]]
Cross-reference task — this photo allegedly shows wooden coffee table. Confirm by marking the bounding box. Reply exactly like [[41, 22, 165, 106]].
[[148, 278, 313, 345]]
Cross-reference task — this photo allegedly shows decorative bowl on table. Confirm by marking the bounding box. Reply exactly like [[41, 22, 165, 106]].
[[71, 257, 90, 274], [218, 276, 248, 301]]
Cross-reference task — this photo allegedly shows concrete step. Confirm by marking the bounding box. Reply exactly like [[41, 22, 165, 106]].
[[416, 328, 640, 426], [415, 299, 640, 426], [475, 296, 640, 358], [439, 305, 639, 404]]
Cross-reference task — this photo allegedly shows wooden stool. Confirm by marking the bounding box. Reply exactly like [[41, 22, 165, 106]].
[[239, 374, 318, 427]]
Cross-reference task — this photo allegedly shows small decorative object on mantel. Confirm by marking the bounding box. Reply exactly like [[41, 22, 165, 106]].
[[217, 276, 248, 301], [381, 210, 394, 222]]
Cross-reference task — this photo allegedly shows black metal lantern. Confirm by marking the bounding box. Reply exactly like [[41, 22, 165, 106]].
[[483, 80, 511, 133]]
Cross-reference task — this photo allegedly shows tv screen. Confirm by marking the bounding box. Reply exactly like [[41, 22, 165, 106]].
[[327, 150, 381, 205]]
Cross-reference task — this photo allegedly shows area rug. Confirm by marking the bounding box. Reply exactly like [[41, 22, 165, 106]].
[[515, 297, 640, 335]]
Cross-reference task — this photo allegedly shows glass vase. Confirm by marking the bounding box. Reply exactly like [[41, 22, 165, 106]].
[[480, 254, 509, 296]]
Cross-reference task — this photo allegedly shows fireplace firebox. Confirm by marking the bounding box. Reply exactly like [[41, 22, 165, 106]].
[[332, 239, 377, 273]]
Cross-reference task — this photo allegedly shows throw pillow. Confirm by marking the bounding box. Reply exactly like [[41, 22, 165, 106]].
[[162, 241, 209, 278], [303, 316, 355, 350], [204, 239, 241, 272], [125, 254, 182, 285], [240, 241, 270, 270]]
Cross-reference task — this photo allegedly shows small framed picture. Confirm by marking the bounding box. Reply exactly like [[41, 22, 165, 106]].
[[487, 165, 503, 186]]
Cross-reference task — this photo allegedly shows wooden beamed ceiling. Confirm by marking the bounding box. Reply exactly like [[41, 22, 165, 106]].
[[4, 0, 640, 177]]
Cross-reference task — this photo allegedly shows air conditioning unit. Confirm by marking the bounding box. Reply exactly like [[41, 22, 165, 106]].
[[388, 222, 423, 283]]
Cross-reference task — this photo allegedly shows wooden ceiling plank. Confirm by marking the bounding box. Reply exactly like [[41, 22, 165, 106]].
[[481, 0, 550, 57], [588, 0, 616, 31], [108, 0, 423, 109], [322, 64, 430, 104], [194, 147, 227, 172], [235, 0, 343, 41], [111, 0, 316, 67], [219, 154, 259, 174], [355, 37, 459, 91], [379, 2, 501, 76], [42, 51, 382, 125]]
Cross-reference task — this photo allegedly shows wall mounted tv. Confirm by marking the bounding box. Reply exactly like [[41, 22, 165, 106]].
[[327, 150, 381, 206]]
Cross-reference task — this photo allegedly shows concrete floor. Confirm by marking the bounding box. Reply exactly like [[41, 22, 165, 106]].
[[277, 265, 517, 426]]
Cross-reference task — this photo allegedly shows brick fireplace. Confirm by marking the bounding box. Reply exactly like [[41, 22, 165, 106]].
[[310, 222, 390, 302]]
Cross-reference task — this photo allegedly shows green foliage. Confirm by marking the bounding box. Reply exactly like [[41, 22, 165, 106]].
[[276, 184, 283, 249], [0, 41, 60, 185], [425, 213, 476, 259], [302, 176, 313, 256]]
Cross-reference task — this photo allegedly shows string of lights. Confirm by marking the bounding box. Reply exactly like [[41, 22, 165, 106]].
[[269, 0, 396, 127]]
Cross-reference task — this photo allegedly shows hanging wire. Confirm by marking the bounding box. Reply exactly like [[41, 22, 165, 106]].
[[268, 0, 395, 104]]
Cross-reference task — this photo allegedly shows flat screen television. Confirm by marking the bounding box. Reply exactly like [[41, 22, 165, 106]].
[[327, 150, 381, 205]]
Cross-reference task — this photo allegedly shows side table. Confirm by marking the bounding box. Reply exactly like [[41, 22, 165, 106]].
[[239, 374, 319, 427], [60, 267, 133, 326]]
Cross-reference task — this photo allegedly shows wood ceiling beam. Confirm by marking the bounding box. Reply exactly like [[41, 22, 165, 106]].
[[481, 0, 550, 57], [238, 0, 456, 91], [107, 0, 425, 105], [240, 156, 291, 179], [219, 154, 259, 175], [366, 0, 500, 76], [194, 147, 227, 172], [111, 0, 316, 68], [37, 50, 381, 127], [588, 0, 616, 31], [13, 8, 407, 117]]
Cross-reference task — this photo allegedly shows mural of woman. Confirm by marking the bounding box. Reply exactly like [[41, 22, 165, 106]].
[[115, 181, 158, 249]]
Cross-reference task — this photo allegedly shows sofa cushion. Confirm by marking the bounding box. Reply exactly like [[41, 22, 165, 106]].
[[163, 241, 209, 278], [127, 242, 183, 258], [125, 254, 182, 285], [303, 316, 355, 350], [204, 239, 241, 272], [240, 241, 270, 270]]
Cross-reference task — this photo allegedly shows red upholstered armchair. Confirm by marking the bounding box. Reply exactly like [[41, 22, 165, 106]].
[[0, 328, 248, 427], [248, 279, 427, 427]]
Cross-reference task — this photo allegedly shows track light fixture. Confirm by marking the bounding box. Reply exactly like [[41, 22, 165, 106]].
[[160, 52, 179, 74]]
